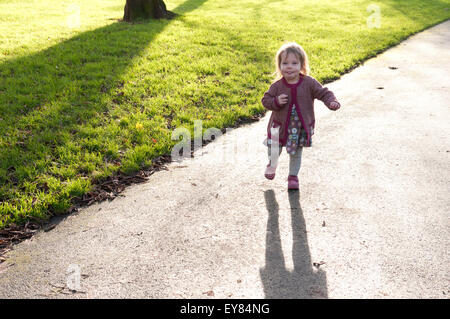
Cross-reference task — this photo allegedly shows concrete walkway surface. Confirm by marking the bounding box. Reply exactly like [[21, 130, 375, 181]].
[[0, 20, 449, 299]]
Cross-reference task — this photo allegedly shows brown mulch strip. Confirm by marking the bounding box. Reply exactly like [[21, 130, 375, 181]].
[[0, 222, 40, 263], [74, 154, 172, 207], [0, 154, 172, 264], [0, 114, 263, 263]]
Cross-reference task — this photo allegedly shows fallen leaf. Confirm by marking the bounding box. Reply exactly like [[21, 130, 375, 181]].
[[310, 287, 327, 298], [49, 282, 65, 289], [203, 290, 214, 296], [313, 261, 326, 268], [44, 225, 56, 232]]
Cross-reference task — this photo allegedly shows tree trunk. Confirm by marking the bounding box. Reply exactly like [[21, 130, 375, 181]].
[[123, 0, 176, 22]]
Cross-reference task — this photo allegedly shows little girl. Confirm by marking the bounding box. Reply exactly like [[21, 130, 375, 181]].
[[262, 42, 341, 190]]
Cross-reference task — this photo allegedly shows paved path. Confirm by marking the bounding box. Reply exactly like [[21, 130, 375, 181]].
[[0, 21, 449, 299]]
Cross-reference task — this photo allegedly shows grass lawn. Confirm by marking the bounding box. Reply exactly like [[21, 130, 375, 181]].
[[0, 0, 449, 229]]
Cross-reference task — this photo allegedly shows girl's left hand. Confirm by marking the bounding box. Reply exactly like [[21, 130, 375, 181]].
[[329, 101, 340, 111]]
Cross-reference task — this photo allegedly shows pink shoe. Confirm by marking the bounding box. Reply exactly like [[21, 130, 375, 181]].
[[265, 164, 277, 180], [288, 175, 299, 190]]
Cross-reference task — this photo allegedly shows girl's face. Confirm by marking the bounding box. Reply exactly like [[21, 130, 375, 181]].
[[280, 52, 301, 82]]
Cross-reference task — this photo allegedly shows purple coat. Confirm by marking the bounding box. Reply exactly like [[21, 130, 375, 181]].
[[262, 75, 340, 147]]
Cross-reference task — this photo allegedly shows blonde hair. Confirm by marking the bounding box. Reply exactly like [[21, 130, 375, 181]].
[[273, 42, 310, 82]]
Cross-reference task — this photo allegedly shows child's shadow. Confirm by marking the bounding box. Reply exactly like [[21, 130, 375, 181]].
[[259, 190, 328, 298]]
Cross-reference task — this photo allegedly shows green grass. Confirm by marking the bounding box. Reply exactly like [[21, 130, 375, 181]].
[[0, 0, 449, 228]]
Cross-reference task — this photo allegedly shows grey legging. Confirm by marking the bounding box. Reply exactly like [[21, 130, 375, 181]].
[[267, 144, 303, 176]]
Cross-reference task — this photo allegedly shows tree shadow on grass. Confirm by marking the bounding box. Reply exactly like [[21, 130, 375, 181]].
[[260, 190, 328, 298], [0, 0, 208, 224], [172, 0, 209, 15]]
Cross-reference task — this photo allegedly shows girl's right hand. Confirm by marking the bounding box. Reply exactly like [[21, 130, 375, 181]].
[[277, 94, 288, 105]]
